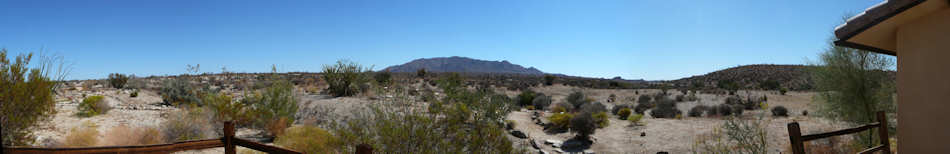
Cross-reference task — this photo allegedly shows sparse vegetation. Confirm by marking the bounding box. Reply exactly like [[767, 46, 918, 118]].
[[205, 92, 252, 126], [161, 107, 213, 142], [103, 125, 164, 146], [516, 90, 537, 107], [772, 106, 789, 117], [627, 114, 643, 125], [617, 108, 632, 120], [160, 78, 199, 106], [246, 80, 298, 138], [1, 50, 63, 146], [549, 112, 573, 130], [108, 73, 130, 89], [63, 121, 100, 147], [275, 125, 341, 153], [543, 74, 556, 86], [77, 95, 111, 117], [650, 99, 680, 118], [374, 71, 392, 85], [566, 91, 589, 109], [322, 60, 370, 97], [688, 105, 707, 117]]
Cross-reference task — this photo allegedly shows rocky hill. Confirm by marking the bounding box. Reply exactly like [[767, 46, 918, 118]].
[[670, 64, 816, 90], [383, 56, 544, 75]]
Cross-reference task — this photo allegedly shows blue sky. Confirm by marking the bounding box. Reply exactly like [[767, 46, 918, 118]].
[[1, 0, 883, 80]]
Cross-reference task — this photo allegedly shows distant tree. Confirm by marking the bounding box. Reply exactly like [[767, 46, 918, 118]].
[[812, 37, 896, 147]]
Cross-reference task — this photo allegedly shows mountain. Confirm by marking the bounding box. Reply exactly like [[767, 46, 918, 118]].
[[383, 56, 545, 75], [670, 64, 816, 90]]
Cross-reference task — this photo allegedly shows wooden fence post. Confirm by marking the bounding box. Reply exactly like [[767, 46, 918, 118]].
[[787, 122, 805, 154], [224, 121, 235, 154], [356, 144, 373, 154], [877, 111, 891, 154]]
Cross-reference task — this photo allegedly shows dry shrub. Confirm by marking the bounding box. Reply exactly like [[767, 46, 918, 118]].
[[266, 117, 292, 138], [102, 125, 163, 146], [62, 122, 99, 147], [161, 107, 213, 142], [275, 125, 341, 153], [77, 95, 111, 117]]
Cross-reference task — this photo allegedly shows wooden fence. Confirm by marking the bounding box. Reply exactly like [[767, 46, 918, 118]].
[[787, 111, 890, 154], [1, 121, 315, 154]]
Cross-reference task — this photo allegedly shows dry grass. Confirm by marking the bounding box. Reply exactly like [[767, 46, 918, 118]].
[[62, 122, 100, 147], [275, 125, 341, 153], [265, 117, 291, 138], [102, 125, 164, 146]]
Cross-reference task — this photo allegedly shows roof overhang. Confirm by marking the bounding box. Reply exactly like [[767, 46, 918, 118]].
[[833, 0, 949, 56]]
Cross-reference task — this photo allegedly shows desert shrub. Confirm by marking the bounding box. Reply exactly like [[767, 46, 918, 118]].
[[130, 89, 139, 97], [516, 90, 537, 107], [107, 73, 129, 89], [628, 114, 643, 125], [63, 121, 99, 147], [633, 103, 651, 115], [802, 110, 809, 116], [592, 111, 609, 128], [103, 125, 163, 146], [692, 117, 768, 153], [566, 91, 589, 109], [77, 95, 111, 117], [688, 105, 707, 117], [531, 94, 552, 110], [374, 71, 392, 85], [162, 107, 213, 142], [543, 74, 555, 86], [732, 104, 745, 116], [0, 50, 62, 146], [548, 113, 573, 130], [611, 104, 632, 115], [617, 108, 632, 120], [248, 80, 298, 138], [675, 95, 685, 102], [160, 78, 199, 106], [505, 120, 516, 130], [608, 94, 617, 102], [551, 102, 574, 113], [322, 60, 370, 97], [275, 125, 342, 153], [570, 112, 597, 139], [580, 102, 607, 114], [650, 99, 681, 118], [205, 92, 252, 126], [772, 106, 789, 117], [637, 95, 652, 104], [715, 104, 733, 116], [779, 87, 788, 95]]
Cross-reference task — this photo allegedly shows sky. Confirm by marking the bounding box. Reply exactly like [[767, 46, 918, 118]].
[[0, 0, 885, 80]]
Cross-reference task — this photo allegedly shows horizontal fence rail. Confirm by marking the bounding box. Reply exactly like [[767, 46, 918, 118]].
[[787, 111, 890, 154], [2, 121, 308, 154]]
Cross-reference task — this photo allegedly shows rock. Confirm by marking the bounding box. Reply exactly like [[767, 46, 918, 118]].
[[640, 132, 646, 137], [554, 149, 566, 153], [510, 130, 528, 139], [539, 150, 549, 154], [544, 139, 561, 145]]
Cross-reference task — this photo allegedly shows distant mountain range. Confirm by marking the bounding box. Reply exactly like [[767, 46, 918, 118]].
[[383, 56, 545, 75]]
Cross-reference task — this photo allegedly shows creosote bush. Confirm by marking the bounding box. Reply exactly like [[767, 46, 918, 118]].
[[107, 73, 129, 89], [245, 80, 298, 138], [160, 78, 199, 106], [617, 108, 632, 120], [650, 99, 681, 118], [162, 107, 213, 142], [627, 114, 643, 125], [567, 91, 589, 109], [205, 92, 252, 126], [1, 49, 62, 146], [612, 104, 632, 115], [571, 112, 597, 139], [275, 125, 341, 153], [772, 106, 789, 117], [516, 90, 537, 107], [688, 105, 707, 117], [548, 113, 573, 130], [321, 60, 370, 97], [77, 95, 111, 117], [592, 111, 609, 128]]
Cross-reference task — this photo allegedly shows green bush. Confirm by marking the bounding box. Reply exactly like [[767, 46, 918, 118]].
[[1, 50, 61, 146], [531, 94, 552, 110], [108, 73, 129, 89], [628, 114, 643, 125], [160, 78, 199, 106], [516, 90, 537, 107], [611, 104, 632, 115], [580, 102, 606, 114], [592, 111, 609, 128], [548, 113, 573, 130], [570, 112, 597, 139], [771, 106, 789, 117], [247, 80, 298, 138], [205, 92, 252, 126], [78, 96, 111, 117], [321, 60, 370, 97], [617, 108, 632, 120], [130, 89, 139, 97], [779, 87, 788, 95], [551, 102, 573, 113], [275, 125, 341, 153], [650, 99, 681, 118]]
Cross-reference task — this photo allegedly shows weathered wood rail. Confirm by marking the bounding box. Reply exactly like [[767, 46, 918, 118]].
[[787, 111, 890, 154], [1, 121, 310, 154]]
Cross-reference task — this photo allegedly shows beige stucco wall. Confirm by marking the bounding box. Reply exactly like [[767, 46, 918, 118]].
[[895, 7, 950, 153]]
